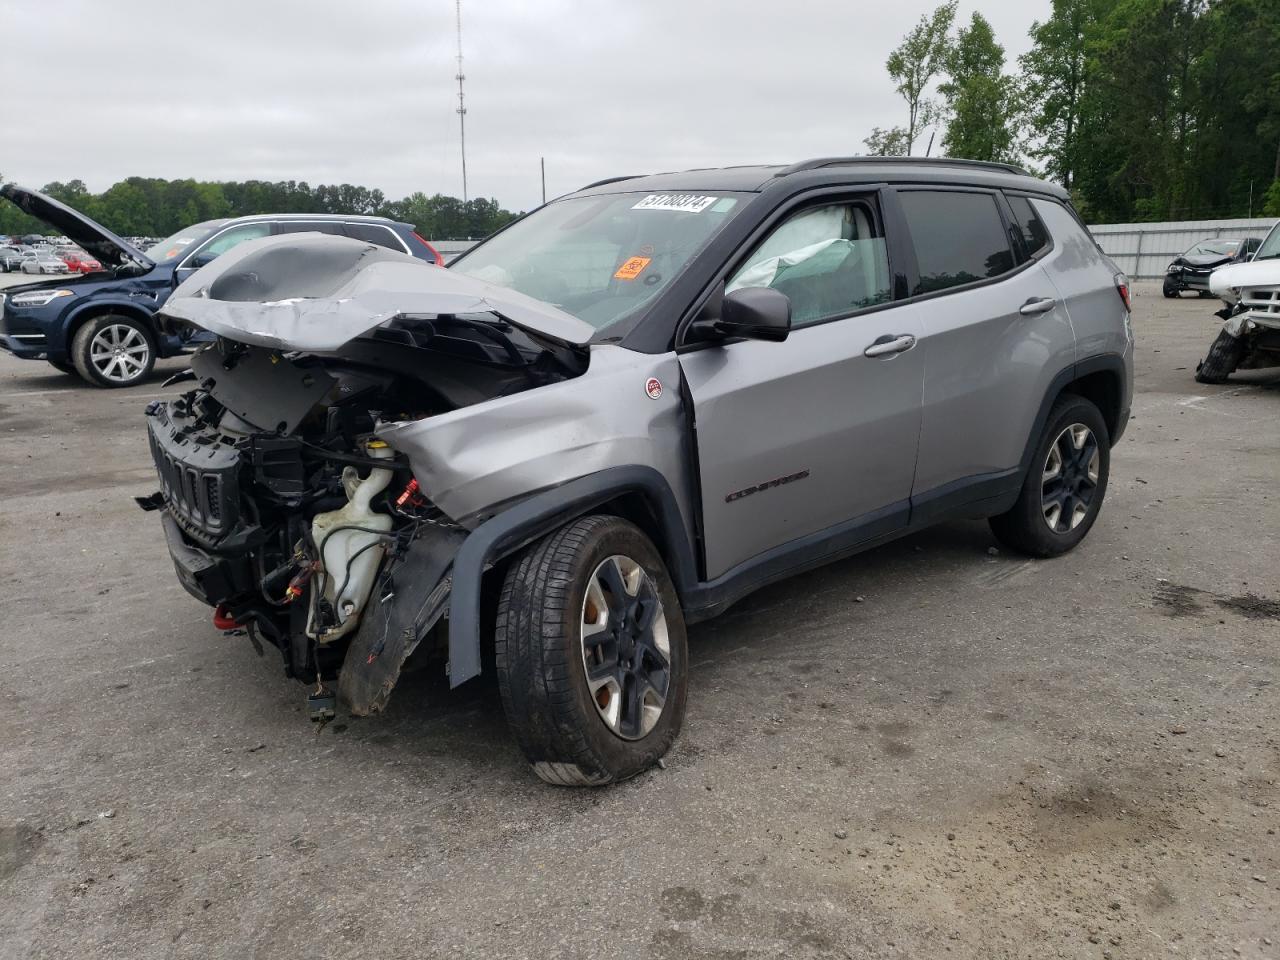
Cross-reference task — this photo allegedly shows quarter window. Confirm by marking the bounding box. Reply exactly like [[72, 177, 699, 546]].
[[1007, 196, 1050, 259], [727, 201, 891, 328], [898, 191, 1015, 296]]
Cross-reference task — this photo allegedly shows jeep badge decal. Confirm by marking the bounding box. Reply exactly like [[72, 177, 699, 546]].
[[645, 377, 663, 400]]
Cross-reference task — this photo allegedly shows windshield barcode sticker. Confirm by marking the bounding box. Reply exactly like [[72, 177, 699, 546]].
[[632, 194, 719, 214]]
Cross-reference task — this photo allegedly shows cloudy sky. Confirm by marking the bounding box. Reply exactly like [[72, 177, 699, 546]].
[[1, 1, 1046, 212]]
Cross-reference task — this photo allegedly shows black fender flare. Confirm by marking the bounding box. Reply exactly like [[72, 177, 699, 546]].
[[1018, 352, 1129, 476], [446, 465, 697, 688]]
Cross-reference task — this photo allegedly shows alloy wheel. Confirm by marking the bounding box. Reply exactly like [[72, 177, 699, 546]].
[[1041, 423, 1100, 533], [89, 324, 150, 384], [580, 554, 671, 740]]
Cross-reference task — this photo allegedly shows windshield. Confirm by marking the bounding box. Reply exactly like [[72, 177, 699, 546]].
[[450, 191, 746, 330], [145, 220, 224, 263], [1187, 239, 1238, 257], [1254, 223, 1280, 261]]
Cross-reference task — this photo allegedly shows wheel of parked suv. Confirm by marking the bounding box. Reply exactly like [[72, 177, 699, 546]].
[[70, 315, 156, 388], [495, 514, 688, 786], [1194, 329, 1246, 384], [989, 394, 1110, 558]]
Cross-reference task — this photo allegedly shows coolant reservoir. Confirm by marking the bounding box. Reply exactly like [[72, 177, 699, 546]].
[[310, 440, 395, 643]]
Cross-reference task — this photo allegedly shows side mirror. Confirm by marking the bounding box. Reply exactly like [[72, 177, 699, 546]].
[[714, 286, 791, 342], [189, 249, 219, 269]]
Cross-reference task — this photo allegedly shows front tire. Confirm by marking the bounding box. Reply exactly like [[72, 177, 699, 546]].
[[495, 515, 688, 787], [70, 315, 156, 388], [989, 395, 1110, 557], [1195, 329, 1245, 384], [1162, 278, 1180, 298]]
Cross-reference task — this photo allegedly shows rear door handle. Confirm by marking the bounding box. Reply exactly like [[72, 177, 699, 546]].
[[863, 334, 916, 358], [1019, 297, 1056, 316]]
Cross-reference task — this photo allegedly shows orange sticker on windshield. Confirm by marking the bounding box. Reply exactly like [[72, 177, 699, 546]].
[[614, 256, 651, 280]]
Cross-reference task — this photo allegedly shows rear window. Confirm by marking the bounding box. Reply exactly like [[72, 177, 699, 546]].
[[898, 190, 1015, 296], [1007, 196, 1050, 258]]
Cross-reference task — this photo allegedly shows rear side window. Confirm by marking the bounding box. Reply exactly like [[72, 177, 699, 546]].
[[1007, 196, 1050, 258], [344, 223, 408, 252], [898, 190, 1015, 296], [275, 221, 346, 236]]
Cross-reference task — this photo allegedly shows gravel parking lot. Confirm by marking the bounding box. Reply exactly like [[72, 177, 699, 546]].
[[1, 284, 1277, 960]]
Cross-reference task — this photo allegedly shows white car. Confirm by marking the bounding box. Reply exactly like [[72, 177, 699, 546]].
[[1200, 223, 1280, 383]]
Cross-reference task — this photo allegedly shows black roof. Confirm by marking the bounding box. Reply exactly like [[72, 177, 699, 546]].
[[574, 157, 1067, 200]]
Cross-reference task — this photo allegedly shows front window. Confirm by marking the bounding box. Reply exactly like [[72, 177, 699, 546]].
[[450, 191, 746, 331], [1254, 224, 1280, 261], [727, 200, 891, 328]]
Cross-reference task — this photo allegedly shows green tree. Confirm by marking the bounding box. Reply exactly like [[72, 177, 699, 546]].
[[883, 1, 958, 154], [862, 125, 911, 156], [1019, 0, 1111, 189], [938, 12, 1020, 162]]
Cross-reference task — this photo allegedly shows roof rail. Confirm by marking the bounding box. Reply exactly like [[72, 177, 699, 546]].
[[775, 156, 1028, 178], [578, 174, 645, 191]]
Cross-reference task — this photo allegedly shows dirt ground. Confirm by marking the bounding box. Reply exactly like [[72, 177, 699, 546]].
[[0, 283, 1276, 960]]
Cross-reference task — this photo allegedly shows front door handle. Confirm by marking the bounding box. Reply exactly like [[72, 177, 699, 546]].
[[1019, 297, 1056, 316], [864, 334, 916, 358]]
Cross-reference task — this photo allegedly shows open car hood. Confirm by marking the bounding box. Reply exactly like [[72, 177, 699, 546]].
[[158, 233, 597, 351], [1177, 253, 1232, 268], [0, 183, 154, 270]]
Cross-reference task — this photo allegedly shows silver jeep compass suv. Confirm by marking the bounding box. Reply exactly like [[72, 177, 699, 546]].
[[141, 158, 1134, 785]]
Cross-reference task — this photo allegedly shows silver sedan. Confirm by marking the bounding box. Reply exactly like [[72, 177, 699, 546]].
[[20, 251, 69, 274]]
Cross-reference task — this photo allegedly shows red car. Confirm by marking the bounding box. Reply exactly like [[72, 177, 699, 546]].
[[57, 249, 103, 274]]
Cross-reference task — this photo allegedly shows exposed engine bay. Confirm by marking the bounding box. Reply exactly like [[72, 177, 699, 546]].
[[140, 235, 592, 713]]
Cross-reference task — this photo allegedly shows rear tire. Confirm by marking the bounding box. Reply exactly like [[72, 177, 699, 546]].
[[70, 315, 156, 388], [989, 395, 1110, 558], [1194, 329, 1245, 384], [495, 515, 688, 787]]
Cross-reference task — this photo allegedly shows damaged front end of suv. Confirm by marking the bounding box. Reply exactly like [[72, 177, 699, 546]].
[[1197, 253, 1280, 384], [139, 233, 685, 721]]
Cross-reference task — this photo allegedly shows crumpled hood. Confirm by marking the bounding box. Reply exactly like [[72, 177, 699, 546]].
[[158, 232, 596, 350], [1174, 253, 1232, 268], [0, 183, 153, 270], [1210, 259, 1280, 299]]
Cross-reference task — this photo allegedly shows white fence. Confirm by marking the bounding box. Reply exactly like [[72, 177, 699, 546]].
[[1088, 217, 1276, 280]]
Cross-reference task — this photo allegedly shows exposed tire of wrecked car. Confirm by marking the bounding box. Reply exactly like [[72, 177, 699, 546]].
[[989, 394, 1110, 558], [494, 514, 688, 787], [1162, 278, 1180, 298], [1195, 328, 1246, 384]]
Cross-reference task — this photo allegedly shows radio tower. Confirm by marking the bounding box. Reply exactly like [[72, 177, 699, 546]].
[[454, 0, 468, 202]]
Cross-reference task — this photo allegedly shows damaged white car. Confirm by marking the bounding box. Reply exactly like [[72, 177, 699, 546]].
[[1199, 222, 1280, 383]]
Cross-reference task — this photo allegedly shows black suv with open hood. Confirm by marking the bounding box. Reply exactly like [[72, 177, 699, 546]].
[[0, 184, 442, 387]]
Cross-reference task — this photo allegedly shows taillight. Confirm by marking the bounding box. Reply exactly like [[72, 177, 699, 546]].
[[1114, 273, 1131, 312], [413, 232, 444, 266]]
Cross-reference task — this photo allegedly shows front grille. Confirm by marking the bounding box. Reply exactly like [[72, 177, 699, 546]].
[[1241, 288, 1280, 315], [146, 414, 242, 547]]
